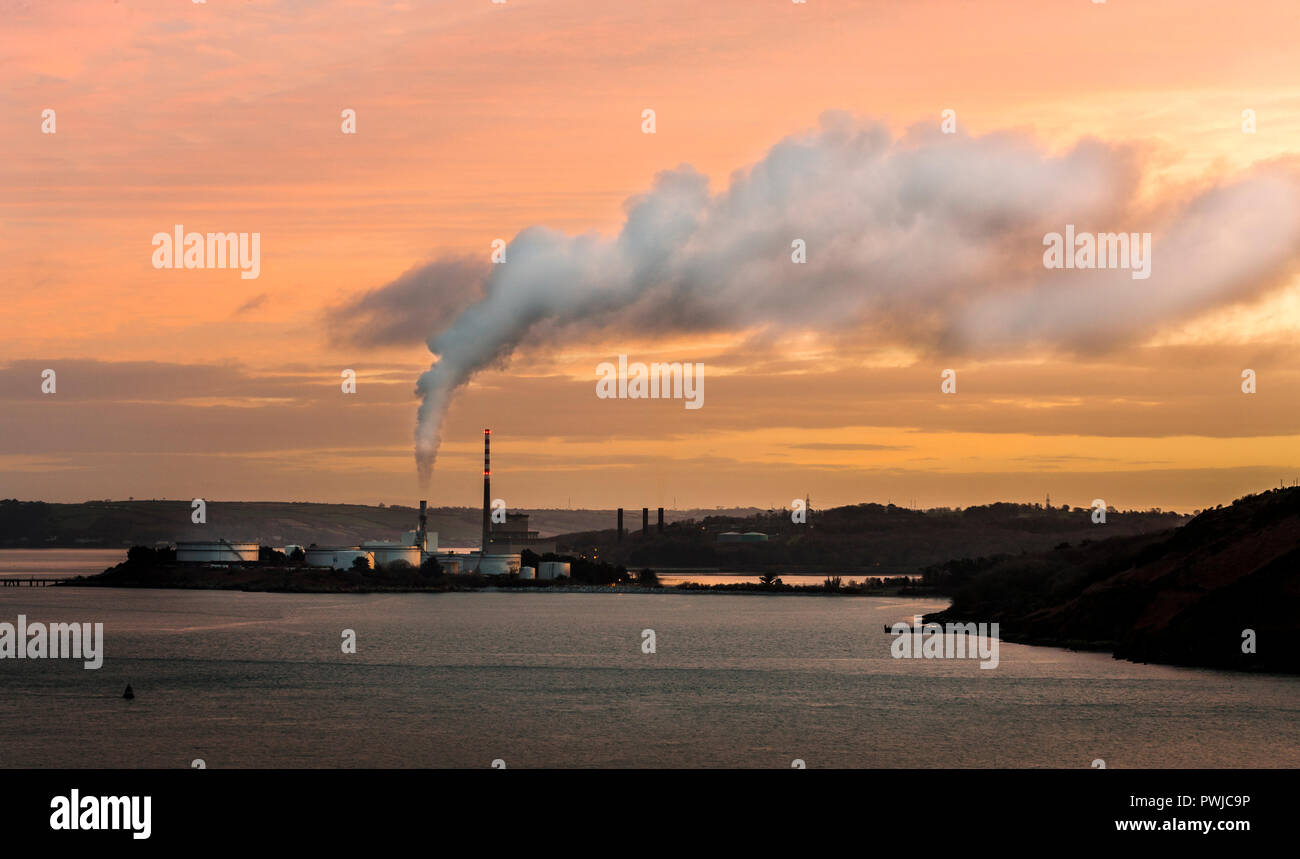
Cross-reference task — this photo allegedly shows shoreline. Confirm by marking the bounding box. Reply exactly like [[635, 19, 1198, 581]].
[[55, 559, 934, 597], [56, 577, 936, 598]]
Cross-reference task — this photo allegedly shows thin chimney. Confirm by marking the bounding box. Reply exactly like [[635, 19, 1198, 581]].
[[657, 507, 664, 533], [617, 508, 623, 542], [642, 507, 649, 537], [481, 429, 491, 553], [418, 500, 428, 551]]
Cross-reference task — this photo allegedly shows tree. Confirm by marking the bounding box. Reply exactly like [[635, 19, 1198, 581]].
[[259, 546, 287, 566], [420, 556, 443, 577], [351, 555, 372, 572], [126, 545, 157, 566], [637, 568, 659, 587]]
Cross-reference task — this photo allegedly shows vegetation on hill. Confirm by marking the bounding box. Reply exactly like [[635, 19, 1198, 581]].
[[0, 499, 705, 548], [557, 502, 1187, 573], [928, 487, 1300, 672]]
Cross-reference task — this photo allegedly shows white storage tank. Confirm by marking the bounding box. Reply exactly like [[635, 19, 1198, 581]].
[[364, 544, 421, 568], [176, 541, 260, 563], [538, 561, 571, 580], [304, 547, 373, 570], [474, 553, 521, 576], [519, 566, 536, 580]]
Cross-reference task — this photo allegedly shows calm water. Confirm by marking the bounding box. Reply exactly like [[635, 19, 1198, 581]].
[[658, 573, 916, 586], [0, 586, 1297, 768], [0, 549, 125, 579]]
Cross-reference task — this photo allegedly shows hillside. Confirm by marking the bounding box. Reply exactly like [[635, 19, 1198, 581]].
[[0, 499, 742, 548], [555, 502, 1187, 572], [929, 487, 1300, 672]]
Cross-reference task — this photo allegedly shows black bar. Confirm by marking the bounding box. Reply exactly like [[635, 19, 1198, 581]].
[[1, 769, 1284, 847]]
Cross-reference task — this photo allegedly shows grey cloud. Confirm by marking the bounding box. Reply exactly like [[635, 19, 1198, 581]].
[[326, 256, 490, 348]]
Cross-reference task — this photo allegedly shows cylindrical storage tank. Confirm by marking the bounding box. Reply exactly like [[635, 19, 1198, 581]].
[[364, 545, 421, 568], [519, 566, 536, 580], [475, 553, 521, 576], [176, 541, 260, 563], [538, 561, 571, 580], [304, 547, 373, 570]]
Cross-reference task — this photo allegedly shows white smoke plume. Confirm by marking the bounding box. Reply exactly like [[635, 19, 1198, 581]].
[[338, 112, 1300, 483]]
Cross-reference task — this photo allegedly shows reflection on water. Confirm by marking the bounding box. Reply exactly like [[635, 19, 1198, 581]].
[[658, 573, 918, 586], [1, 587, 1297, 768]]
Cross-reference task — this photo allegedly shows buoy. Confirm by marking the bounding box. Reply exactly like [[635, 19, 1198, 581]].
[[122, 684, 134, 700]]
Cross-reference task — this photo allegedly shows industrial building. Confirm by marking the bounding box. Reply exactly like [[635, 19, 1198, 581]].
[[717, 531, 769, 543], [303, 500, 437, 571], [538, 561, 571, 580], [488, 512, 557, 554], [304, 547, 373, 570], [174, 433, 532, 577], [471, 428, 522, 575], [361, 543, 422, 567], [614, 507, 666, 541], [176, 540, 260, 563]]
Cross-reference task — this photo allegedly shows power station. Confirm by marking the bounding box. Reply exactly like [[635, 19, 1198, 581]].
[[175, 429, 526, 575], [470, 428, 523, 575]]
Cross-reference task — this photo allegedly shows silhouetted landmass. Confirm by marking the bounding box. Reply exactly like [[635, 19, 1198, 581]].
[[0, 500, 727, 548], [74, 545, 638, 593], [72, 545, 928, 597], [70, 558, 926, 597], [928, 487, 1300, 673], [557, 502, 1187, 573]]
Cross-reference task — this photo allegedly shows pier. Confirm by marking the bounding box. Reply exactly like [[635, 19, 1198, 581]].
[[0, 577, 69, 587]]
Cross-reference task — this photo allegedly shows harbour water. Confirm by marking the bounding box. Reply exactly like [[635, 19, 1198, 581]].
[[657, 572, 916, 586], [1, 584, 1297, 768], [0, 549, 125, 580]]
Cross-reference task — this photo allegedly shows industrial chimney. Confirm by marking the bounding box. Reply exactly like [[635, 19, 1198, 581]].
[[616, 508, 623, 542], [418, 500, 428, 551], [642, 507, 649, 538], [657, 507, 664, 533], [481, 429, 491, 553]]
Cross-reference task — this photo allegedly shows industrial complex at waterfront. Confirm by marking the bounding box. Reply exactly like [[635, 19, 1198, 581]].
[[172, 429, 564, 578]]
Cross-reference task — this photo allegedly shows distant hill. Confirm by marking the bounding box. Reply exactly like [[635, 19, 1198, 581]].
[[554, 502, 1187, 572], [0, 499, 736, 548], [929, 487, 1300, 672]]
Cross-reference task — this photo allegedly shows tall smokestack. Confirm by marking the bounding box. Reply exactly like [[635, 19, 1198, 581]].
[[657, 507, 664, 533], [418, 500, 428, 551], [642, 507, 649, 538], [617, 508, 623, 542], [481, 429, 491, 553]]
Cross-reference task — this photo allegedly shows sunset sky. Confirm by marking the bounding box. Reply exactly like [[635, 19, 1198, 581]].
[[3, 0, 1299, 512]]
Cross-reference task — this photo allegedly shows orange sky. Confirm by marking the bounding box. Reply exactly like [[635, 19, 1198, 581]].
[[3, 0, 1299, 511]]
